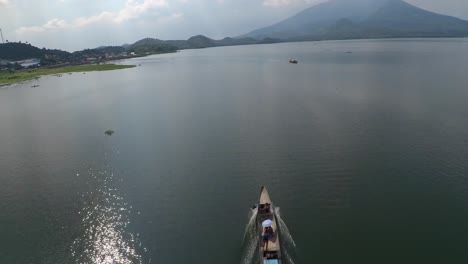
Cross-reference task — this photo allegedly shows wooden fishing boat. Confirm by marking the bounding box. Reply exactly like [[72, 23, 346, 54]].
[[256, 186, 281, 264]]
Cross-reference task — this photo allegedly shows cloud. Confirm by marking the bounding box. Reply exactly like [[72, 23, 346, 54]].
[[263, 0, 293, 6], [0, 0, 10, 5], [262, 0, 324, 7], [17, 0, 168, 34], [15, 18, 70, 34], [158, 12, 184, 23]]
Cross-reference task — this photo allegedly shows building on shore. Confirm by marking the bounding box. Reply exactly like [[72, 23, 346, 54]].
[[15, 58, 41, 68]]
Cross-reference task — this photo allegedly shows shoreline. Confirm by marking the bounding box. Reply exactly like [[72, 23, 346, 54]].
[[0, 64, 136, 87]]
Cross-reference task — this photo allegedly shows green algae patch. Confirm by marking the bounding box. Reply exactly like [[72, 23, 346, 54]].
[[0, 64, 136, 86], [104, 130, 115, 136]]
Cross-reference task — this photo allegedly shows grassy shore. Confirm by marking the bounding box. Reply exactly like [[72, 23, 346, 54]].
[[0, 64, 136, 86]]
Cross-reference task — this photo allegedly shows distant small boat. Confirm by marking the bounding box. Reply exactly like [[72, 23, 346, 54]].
[[288, 59, 298, 64]]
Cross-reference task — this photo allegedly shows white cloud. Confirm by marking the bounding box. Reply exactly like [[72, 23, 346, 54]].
[[114, 0, 168, 23], [263, 0, 292, 6], [262, 0, 324, 7], [0, 0, 10, 5], [17, 0, 168, 34], [158, 12, 184, 23]]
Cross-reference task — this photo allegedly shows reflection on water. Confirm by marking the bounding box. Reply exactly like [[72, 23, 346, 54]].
[[71, 158, 146, 264]]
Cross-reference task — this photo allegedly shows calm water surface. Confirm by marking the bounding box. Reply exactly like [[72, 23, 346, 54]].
[[1, 39, 468, 264]]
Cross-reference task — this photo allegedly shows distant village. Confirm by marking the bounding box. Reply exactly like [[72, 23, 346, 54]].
[[0, 51, 141, 72], [0, 41, 148, 72], [0, 34, 258, 73]]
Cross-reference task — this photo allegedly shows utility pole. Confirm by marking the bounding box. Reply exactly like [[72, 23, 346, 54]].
[[0, 28, 4, 43]]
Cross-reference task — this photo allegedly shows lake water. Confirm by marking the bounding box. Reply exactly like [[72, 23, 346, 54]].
[[1, 39, 468, 264]]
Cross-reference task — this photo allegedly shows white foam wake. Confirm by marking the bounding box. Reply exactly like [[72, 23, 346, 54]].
[[240, 209, 259, 264], [240, 207, 297, 264], [275, 207, 297, 264]]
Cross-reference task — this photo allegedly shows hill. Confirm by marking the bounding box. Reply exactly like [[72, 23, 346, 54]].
[[125, 35, 260, 51], [0, 36, 260, 64], [241, 0, 468, 40], [0, 42, 70, 61], [127, 38, 179, 53]]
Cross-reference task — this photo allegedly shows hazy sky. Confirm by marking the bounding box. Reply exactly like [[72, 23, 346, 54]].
[[1, 0, 468, 51]]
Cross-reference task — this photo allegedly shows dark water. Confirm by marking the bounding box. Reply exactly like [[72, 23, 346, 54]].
[[1, 39, 468, 264]]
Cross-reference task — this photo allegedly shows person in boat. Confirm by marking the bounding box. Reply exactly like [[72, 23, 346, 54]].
[[263, 250, 278, 260], [258, 204, 265, 213], [262, 227, 271, 251], [266, 226, 274, 236], [258, 203, 271, 213]]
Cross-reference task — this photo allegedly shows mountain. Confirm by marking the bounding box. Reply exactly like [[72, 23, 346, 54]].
[[0, 42, 72, 63], [187, 35, 216, 48], [0, 42, 70, 61], [122, 43, 131, 49], [214, 37, 258, 46], [125, 35, 260, 51], [241, 0, 468, 40], [127, 38, 179, 53], [0, 43, 44, 60], [95, 46, 126, 53], [0, 35, 264, 63]]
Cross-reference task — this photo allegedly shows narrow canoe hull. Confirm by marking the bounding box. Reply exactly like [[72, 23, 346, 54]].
[[257, 186, 281, 264]]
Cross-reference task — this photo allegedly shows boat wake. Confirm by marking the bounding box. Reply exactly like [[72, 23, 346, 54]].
[[275, 207, 297, 264], [240, 209, 259, 264], [240, 207, 297, 264]]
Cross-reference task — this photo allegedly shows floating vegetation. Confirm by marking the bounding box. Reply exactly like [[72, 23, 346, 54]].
[[105, 130, 115, 136], [0, 64, 135, 86]]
